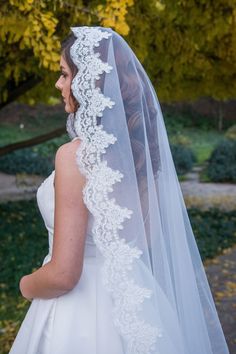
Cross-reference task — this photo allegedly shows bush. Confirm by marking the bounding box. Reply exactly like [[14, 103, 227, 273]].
[[0, 148, 54, 176], [206, 139, 236, 183], [163, 108, 217, 131], [0, 135, 69, 176], [170, 144, 197, 175], [0, 200, 48, 295], [225, 124, 236, 141], [189, 208, 236, 261], [169, 132, 192, 147]]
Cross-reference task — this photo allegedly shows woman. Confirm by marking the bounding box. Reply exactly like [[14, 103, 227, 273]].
[[9, 26, 229, 354]]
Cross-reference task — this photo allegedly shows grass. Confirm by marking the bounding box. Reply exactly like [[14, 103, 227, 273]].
[[0, 123, 32, 146], [163, 110, 227, 165], [181, 128, 225, 164], [0, 107, 66, 147], [167, 127, 225, 165]]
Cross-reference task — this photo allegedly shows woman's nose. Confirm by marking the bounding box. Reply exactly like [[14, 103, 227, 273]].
[[55, 79, 61, 90]]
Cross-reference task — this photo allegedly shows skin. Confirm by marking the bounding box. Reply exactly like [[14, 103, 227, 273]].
[[19, 56, 88, 301], [55, 55, 77, 113]]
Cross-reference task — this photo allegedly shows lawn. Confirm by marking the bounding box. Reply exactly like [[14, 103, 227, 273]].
[[180, 128, 225, 164], [0, 103, 66, 147]]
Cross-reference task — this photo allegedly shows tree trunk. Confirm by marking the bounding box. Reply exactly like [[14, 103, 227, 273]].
[[218, 101, 224, 132], [0, 127, 66, 156], [0, 76, 41, 110]]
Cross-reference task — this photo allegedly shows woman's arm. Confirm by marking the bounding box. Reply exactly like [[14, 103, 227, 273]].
[[19, 262, 72, 300], [20, 139, 88, 300]]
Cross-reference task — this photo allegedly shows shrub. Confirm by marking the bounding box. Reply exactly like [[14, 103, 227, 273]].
[[188, 208, 236, 261], [170, 132, 192, 147], [0, 148, 54, 176], [225, 124, 236, 141], [0, 135, 69, 176], [206, 139, 236, 182], [170, 144, 197, 175], [0, 200, 48, 294]]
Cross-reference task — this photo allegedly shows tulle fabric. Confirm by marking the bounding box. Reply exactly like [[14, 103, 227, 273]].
[[67, 27, 229, 354]]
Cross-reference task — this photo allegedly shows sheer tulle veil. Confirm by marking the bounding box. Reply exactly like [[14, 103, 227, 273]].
[[66, 26, 229, 354]]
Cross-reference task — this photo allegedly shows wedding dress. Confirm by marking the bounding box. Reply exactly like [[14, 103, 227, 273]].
[[9, 140, 185, 354], [8, 138, 189, 354], [9, 140, 124, 354]]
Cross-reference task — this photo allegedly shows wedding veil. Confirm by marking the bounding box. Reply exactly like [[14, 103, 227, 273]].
[[65, 26, 229, 354]]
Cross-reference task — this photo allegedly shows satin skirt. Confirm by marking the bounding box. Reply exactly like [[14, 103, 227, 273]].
[[8, 254, 124, 354]]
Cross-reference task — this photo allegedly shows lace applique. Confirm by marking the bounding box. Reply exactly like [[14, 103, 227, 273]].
[[70, 26, 163, 354]]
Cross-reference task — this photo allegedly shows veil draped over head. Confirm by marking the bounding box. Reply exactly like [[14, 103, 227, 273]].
[[66, 26, 229, 354]]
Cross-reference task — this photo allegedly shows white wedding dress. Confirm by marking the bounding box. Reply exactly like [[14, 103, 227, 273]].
[[8, 162, 124, 354], [8, 142, 227, 354]]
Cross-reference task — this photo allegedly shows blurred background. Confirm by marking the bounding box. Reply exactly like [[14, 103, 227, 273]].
[[0, 0, 235, 353]]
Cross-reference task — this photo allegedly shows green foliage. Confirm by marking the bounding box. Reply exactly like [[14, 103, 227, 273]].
[[189, 208, 236, 261], [32, 134, 69, 156], [0, 0, 134, 106], [163, 108, 222, 131], [0, 148, 54, 176], [181, 128, 225, 165], [206, 139, 236, 182], [170, 144, 197, 175], [162, 109, 227, 164], [127, 0, 236, 102], [0, 107, 67, 147], [0, 135, 69, 176], [0, 200, 48, 353], [0, 200, 48, 295], [225, 124, 236, 140], [0, 124, 32, 146], [169, 132, 191, 147], [0, 296, 31, 354]]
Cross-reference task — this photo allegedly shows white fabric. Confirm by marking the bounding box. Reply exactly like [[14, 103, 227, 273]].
[[9, 162, 124, 354], [10, 152, 192, 354], [9, 25, 229, 354]]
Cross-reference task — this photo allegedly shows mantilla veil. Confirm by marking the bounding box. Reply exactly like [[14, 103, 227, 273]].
[[66, 26, 229, 354]]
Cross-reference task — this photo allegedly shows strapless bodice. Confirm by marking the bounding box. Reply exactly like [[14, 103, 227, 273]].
[[36, 169, 96, 263]]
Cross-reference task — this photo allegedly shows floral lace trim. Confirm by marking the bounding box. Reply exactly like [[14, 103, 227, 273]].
[[69, 26, 162, 353]]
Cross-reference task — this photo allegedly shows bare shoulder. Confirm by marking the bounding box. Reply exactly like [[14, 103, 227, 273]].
[[55, 138, 81, 167], [54, 138, 84, 185]]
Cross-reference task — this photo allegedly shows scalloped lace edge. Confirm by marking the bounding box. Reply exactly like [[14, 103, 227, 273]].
[[69, 26, 163, 354]]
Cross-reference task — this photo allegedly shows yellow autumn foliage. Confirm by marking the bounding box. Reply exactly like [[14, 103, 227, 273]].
[[97, 0, 134, 35], [126, 0, 236, 102], [0, 0, 134, 105]]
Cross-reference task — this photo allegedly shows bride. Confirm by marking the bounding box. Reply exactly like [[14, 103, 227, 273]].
[[9, 26, 229, 354]]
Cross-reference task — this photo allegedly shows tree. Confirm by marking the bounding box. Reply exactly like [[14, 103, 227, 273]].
[[126, 0, 236, 103], [0, 0, 134, 109], [1, 0, 235, 131]]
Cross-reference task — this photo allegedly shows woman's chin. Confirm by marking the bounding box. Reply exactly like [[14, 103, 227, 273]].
[[64, 103, 73, 113]]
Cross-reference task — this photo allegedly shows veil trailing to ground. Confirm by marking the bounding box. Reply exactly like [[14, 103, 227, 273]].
[[66, 26, 229, 354]]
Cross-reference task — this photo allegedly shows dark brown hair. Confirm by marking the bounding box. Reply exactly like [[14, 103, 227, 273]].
[[60, 30, 160, 180], [61, 33, 79, 113]]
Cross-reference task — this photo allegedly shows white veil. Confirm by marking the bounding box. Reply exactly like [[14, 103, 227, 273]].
[[66, 26, 229, 354]]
